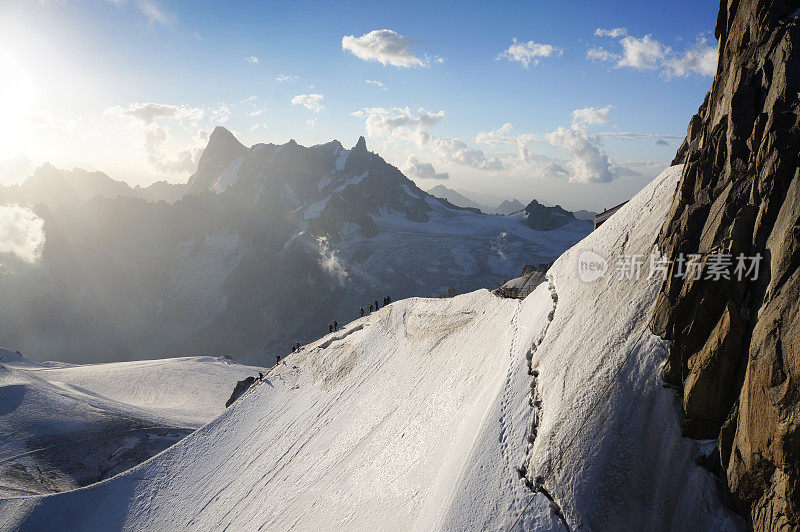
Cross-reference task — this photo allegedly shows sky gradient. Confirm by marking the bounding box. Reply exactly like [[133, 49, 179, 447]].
[[0, 0, 719, 210]]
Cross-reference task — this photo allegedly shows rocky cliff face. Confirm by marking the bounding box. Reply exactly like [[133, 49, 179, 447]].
[[522, 199, 582, 230], [650, 1, 800, 528]]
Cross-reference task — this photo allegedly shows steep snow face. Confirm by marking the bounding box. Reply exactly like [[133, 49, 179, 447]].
[[210, 154, 246, 193], [1, 166, 741, 529], [445, 165, 743, 530]]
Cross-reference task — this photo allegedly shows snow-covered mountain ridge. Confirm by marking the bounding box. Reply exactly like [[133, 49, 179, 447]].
[[1, 166, 744, 530]]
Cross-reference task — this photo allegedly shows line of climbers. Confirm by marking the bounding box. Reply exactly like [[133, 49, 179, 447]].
[[230, 294, 397, 407], [276, 294, 394, 368], [359, 295, 391, 318]]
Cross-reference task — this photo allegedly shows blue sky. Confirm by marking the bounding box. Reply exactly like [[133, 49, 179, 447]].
[[0, 0, 719, 210]]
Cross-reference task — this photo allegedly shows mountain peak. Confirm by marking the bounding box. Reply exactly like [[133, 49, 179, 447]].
[[353, 136, 367, 152], [210, 125, 235, 140], [203, 126, 246, 153], [206, 126, 245, 151]]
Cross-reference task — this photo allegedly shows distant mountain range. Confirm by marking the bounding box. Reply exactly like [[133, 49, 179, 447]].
[[0, 128, 591, 365], [427, 183, 595, 219], [494, 198, 525, 215], [0, 163, 185, 208], [427, 184, 485, 211]]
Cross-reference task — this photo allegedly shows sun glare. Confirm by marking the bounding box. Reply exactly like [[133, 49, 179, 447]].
[[0, 51, 36, 148]]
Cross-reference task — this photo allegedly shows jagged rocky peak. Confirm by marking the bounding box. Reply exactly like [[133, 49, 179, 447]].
[[353, 135, 367, 152], [188, 126, 248, 193], [650, 0, 800, 528], [181, 128, 440, 236], [522, 199, 578, 230]]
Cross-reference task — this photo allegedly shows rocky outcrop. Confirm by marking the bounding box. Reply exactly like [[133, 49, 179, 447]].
[[226, 376, 256, 408], [522, 199, 581, 230], [650, 1, 800, 528], [496, 263, 551, 299]]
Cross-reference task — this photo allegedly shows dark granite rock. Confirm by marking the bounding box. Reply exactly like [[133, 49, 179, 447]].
[[650, 1, 800, 528], [226, 376, 256, 408]]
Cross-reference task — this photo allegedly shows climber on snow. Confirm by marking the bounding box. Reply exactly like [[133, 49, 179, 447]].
[[360, 307, 365, 317], [329, 323, 333, 333], [333, 320, 338, 331]]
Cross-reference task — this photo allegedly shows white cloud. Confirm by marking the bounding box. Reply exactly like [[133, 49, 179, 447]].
[[597, 131, 681, 142], [546, 125, 616, 183], [351, 107, 445, 138], [664, 37, 718, 77], [306, 118, 317, 128], [617, 34, 669, 70], [429, 136, 503, 171], [586, 47, 616, 62], [590, 29, 717, 78], [365, 79, 387, 89], [245, 56, 259, 64], [474, 123, 515, 145], [351, 106, 499, 171], [475, 123, 539, 162], [291, 93, 324, 113], [105, 102, 223, 174], [496, 38, 563, 68], [0, 203, 45, 264], [342, 29, 425, 68], [44, 0, 174, 26], [106, 102, 204, 124], [210, 104, 230, 124], [276, 74, 298, 83], [316, 236, 347, 284], [136, 0, 173, 26], [242, 96, 258, 104], [571, 105, 612, 125], [405, 156, 449, 180], [595, 27, 627, 38]]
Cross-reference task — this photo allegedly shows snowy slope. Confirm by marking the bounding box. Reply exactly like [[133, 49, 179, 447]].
[[1, 166, 742, 530], [5, 355, 264, 427], [0, 351, 263, 497]]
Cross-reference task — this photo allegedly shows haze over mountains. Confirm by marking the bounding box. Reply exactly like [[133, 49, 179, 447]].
[[0, 128, 590, 365], [428, 183, 578, 217]]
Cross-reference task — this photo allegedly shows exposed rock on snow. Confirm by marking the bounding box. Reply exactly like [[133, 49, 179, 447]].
[[523, 199, 586, 231], [496, 263, 551, 299], [225, 376, 257, 407]]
